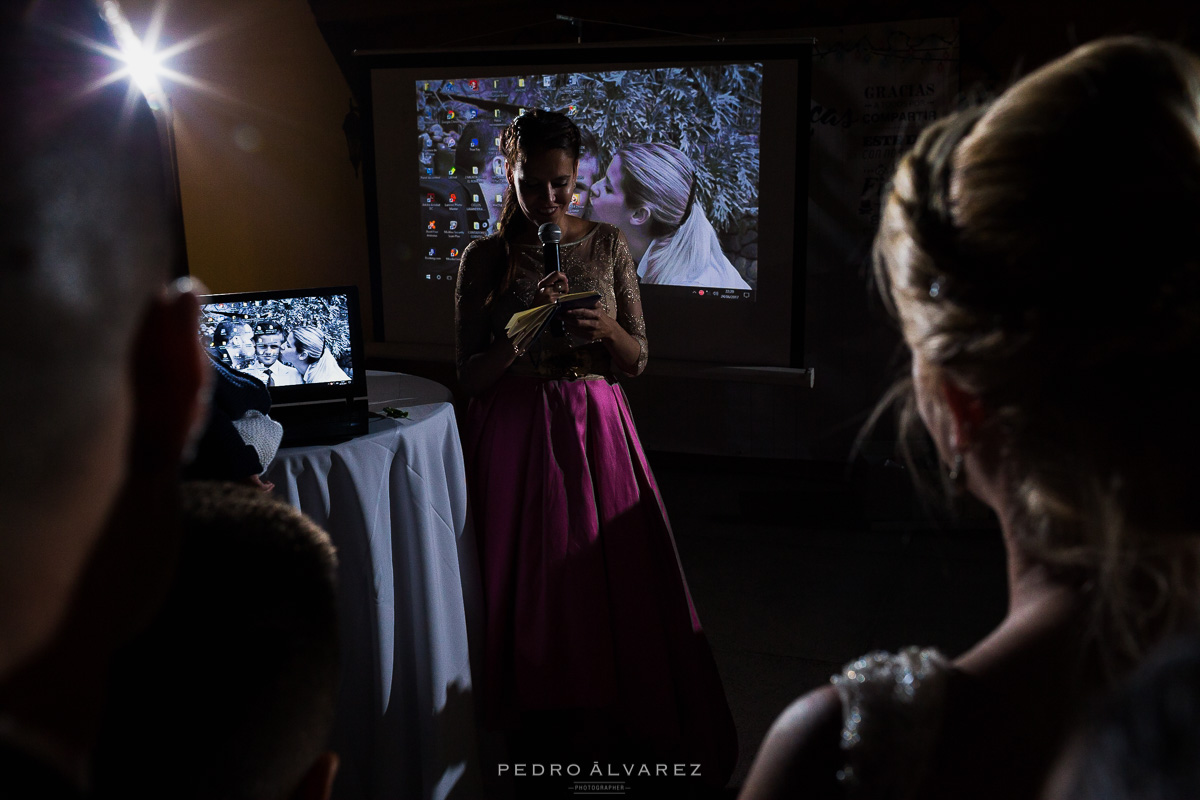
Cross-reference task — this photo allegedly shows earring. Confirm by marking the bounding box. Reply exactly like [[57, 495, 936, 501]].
[[946, 453, 966, 489]]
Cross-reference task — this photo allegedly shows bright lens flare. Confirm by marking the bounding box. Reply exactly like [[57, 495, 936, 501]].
[[100, 0, 167, 110]]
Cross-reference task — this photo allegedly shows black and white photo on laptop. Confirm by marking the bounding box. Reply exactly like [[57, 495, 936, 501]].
[[199, 292, 355, 387]]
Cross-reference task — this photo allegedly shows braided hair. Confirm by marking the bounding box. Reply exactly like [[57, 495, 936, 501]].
[[872, 37, 1200, 671], [487, 111, 580, 297]]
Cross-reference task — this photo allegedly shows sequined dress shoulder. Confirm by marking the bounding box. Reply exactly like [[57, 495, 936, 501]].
[[830, 647, 952, 800]]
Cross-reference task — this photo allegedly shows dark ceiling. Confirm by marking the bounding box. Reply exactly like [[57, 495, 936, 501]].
[[307, 0, 1199, 99]]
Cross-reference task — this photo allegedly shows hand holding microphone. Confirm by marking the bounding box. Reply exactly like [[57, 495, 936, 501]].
[[535, 271, 570, 305]]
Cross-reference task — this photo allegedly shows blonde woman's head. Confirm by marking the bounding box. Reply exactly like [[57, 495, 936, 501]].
[[874, 36, 1200, 662]]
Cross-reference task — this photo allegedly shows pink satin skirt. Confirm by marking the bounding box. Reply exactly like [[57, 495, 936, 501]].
[[463, 374, 736, 782]]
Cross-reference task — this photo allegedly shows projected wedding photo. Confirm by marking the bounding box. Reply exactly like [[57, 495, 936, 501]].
[[199, 293, 355, 387], [415, 64, 762, 294]]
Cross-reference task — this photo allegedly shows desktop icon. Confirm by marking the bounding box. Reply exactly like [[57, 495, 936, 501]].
[[449, 193, 457, 203], [450, 248, 460, 257], [428, 248, 436, 257], [470, 138, 479, 147], [426, 193, 435, 203], [449, 220, 458, 230], [449, 167, 456, 176], [427, 220, 437, 230], [467, 79, 479, 91]]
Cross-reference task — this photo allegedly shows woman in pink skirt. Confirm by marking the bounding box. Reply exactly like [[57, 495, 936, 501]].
[[455, 109, 736, 793]]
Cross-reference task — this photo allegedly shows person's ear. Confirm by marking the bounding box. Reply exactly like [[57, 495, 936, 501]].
[[131, 278, 210, 468], [939, 376, 985, 452], [289, 752, 340, 800], [629, 206, 651, 227]]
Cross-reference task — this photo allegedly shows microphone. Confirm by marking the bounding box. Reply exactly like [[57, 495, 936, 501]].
[[538, 222, 562, 277], [538, 222, 565, 336]]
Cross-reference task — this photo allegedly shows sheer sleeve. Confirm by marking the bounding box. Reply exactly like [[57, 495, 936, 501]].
[[611, 230, 648, 377], [455, 237, 503, 372]]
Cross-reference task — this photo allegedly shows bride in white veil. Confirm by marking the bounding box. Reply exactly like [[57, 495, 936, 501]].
[[282, 326, 351, 384]]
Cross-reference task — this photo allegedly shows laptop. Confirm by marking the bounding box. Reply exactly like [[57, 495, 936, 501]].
[[197, 285, 369, 447]]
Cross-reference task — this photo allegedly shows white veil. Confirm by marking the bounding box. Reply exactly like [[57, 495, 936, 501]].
[[303, 348, 351, 384]]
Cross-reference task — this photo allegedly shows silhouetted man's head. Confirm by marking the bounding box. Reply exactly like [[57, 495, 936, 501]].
[[0, 0, 207, 678], [95, 482, 340, 800]]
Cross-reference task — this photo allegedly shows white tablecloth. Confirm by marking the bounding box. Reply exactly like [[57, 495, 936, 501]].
[[364, 369, 454, 409], [265, 373, 482, 800]]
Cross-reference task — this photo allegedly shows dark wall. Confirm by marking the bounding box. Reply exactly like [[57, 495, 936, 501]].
[[333, 0, 1198, 458]]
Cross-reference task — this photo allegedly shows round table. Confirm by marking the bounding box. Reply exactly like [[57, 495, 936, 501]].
[[266, 372, 482, 800]]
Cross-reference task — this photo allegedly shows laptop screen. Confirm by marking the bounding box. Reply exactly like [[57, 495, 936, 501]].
[[197, 285, 367, 406]]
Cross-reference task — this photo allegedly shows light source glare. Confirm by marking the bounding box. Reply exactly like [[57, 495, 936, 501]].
[[100, 0, 167, 110]]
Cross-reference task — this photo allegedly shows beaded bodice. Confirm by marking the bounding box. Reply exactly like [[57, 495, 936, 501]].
[[455, 222, 647, 380]]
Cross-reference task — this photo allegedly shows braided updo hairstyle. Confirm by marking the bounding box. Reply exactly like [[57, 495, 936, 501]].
[[495, 108, 582, 240], [490, 109, 581, 301], [874, 37, 1200, 668]]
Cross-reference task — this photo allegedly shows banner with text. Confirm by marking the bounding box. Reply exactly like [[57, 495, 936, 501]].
[[807, 18, 960, 281]]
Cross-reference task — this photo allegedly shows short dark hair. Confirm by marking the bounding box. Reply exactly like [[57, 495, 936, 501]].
[[455, 120, 491, 172], [578, 125, 600, 159], [212, 319, 251, 348], [252, 320, 285, 340], [94, 482, 340, 800]]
